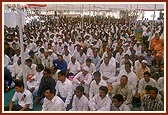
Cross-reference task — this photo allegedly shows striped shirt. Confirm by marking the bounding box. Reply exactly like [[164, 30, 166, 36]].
[[141, 94, 163, 111]]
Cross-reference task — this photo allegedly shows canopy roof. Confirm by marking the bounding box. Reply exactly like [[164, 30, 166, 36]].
[[45, 3, 164, 11]]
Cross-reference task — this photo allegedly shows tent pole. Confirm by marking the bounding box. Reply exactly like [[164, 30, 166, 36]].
[[17, 4, 27, 88]]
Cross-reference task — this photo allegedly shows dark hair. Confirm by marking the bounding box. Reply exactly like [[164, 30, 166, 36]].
[[45, 87, 56, 95], [113, 94, 124, 103], [44, 68, 51, 74], [93, 71, 101, 77], [15, 81, 24, 88], [125, 61, 131, 67], [58, 71, 66, 77], [86, 58, 92, 63], [144, 71, 151, 76], [37, 64, 44, 71], [150, 87, 158, 94], [76, 85, 84, 93], [145, 85, 153, 92], [28, 50, 34, 55], [26, 58, 32, 63], [121, 75, 128, 80], [99, 86, 108, 94]]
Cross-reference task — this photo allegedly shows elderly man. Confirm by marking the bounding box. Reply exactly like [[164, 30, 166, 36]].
[[73, 66, 93, 97]]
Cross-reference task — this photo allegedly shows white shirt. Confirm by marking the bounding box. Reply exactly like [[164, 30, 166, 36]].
[[82, 63, 96, 74], [70, 95, 89, 111], [26, 71, 43, 90], [12, 89, 33, 109], [73, 72, 93, 94], [56, 78, 74, 107], [138, 78, 159, 93], [89, 79, 107, 100], [76, 53, 87, 65], [12, 54, 20, 64], [117, 69, 138, 95], [67, 61, 81, 75], [4, 54, 11, 67], [42, 95, 66, 111], [111, 103, 131, 111], [115, 52, 125, 65], [41, 56, 53, 68], [63, 54, 71, 65], [157, 77, 164, 92], [100, 62, 116, 79], [25, 64, 37, 76], [112, 82, 133, 104], [11, 63, 22, 79], [89, 94, 112, 111]]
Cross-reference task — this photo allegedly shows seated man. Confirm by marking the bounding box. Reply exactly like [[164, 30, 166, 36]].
[[89, 86, 111, 111], [141, 86, 163, 111], [70, 86, 89, 111], [42, 87, 65, 111], [4, 81, 33, 111], [4, 67, 14, 92], [111, 94, 131, 111], [56, 71, 74, 110]]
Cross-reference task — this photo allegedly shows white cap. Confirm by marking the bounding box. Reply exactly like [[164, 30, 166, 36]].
[[142, 60, 147, 64], [48, 49, 53, 52], [82, 66, 89, 72]]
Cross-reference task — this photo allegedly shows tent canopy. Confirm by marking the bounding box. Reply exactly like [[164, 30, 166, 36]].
[[45, 3, 164, 11]]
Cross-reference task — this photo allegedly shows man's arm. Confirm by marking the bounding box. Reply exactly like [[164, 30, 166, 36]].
[[19, 104, 30, 111], [9, 101, 14, 111]]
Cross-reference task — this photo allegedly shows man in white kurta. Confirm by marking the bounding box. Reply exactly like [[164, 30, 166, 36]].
[[89, 86, 111, 111], [100, 56, 117, 83], [73, 66, 93, 96], [67, 56, 81, 75], [42, 87, 65, 111], [70, 86, 89, 111], [56, 71, 74, 109], [89, 71, 107, 100]]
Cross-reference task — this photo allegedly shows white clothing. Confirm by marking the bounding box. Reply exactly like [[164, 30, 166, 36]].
[[138, 78, 159, 93], [70, 95, 89, 111], [56, 78, 74, 107], [73, 72, 93, 94], [11, 63, 22, 79], [111, 103, 131, 111], [42, 95, 66, 111], [25, 64, 37, 77], [82, 63, 96, 74], [100, 62, 117, 83], [89, 79, 107, 100], [4, 54, 11, 67], [67, 61, 81, 75], [89, 94, 111, 111], [12, 89, 33, 109]]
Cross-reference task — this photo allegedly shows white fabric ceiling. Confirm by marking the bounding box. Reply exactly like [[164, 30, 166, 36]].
[[46, 3, 164, 11]]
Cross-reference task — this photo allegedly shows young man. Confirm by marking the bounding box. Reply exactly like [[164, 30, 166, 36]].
[[42, 87, 65, 111], [111, 94, 131, 111], [35, 68, 56, 104], [4, 81, 33, 111], [89, 71, 107, 100], [70, 86, 89, 111], [141, 86, 163, 111], [89, 86, 112, 111], [56, 71, 74, 110]]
